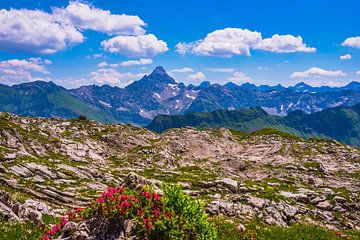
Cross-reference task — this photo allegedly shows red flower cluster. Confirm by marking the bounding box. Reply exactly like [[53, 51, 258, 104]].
[[42, 224, 60, 240], [42, 186, 172, 240], [141, 191, 162, 201]]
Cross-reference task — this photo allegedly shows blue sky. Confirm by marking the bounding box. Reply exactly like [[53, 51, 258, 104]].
[[0, 0, 359, 88]]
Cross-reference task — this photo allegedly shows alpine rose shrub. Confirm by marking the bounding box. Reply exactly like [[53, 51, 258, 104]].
[[42, 184, 217, 240]]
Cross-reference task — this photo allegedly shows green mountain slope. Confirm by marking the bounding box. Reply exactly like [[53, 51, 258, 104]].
[[147, 104, 360, 146], [0, 81, 117, 123]]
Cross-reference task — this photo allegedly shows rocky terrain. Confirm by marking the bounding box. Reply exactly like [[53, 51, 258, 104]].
[[0, 112, 359, 234]]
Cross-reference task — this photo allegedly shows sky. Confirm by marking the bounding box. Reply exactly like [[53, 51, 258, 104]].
[[0, 0, 359, 89]]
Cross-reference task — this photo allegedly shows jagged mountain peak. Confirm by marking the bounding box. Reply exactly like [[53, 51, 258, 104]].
[[294, 81, 311, 87], [128, 66, 176, 87], [151, 66, 167, 76]]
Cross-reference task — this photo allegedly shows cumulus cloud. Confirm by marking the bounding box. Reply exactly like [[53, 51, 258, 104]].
[[228, 71, 252, 84], [206, 68, 235, 73], [187, 72, 206, 81], [255, 34, 316, 53], [357, 70, 360, 75], [0, 58, 51, 85], [0, 8, 84, 54], [0, 2, 150, 54], [290, 67, 346, 78], [169, 68, 194, 73], [176, 28, 315, 57], [119, 58, 153, 67], [175, 42, 196, 55], [101, 34, 168, 58], [53, 1, 145, 36], [340, 54, 352, 60], [185, 28, 262, 57], [89, 68, 144, 87], [341, 36, 360, 49]]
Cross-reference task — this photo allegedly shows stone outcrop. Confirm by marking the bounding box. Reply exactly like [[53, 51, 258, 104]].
[[0, 112, 359, 231]]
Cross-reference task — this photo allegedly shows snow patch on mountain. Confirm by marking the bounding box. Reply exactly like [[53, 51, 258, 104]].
[[99, 100, 112, 108]]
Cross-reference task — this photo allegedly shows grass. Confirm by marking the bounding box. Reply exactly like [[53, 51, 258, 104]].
[[303, 161, 321, 169], [242, 178, 298, 203], [41, 214, 57, 225], [336, 170, 360, 180], [0, 215, 44, 240], [256, 224, 355, 240], [215, 218, 360, 240], [139, 167, 218, 190], [248, 128, 300, 140], [333, 187, 351, 201]]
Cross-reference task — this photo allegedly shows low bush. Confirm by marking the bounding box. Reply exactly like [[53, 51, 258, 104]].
[[42, 184, 217, 240]]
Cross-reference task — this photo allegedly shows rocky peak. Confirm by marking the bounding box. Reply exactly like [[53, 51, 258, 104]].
[[151, 66, 167, 76], [126, 66, 176, 91], [291, 82, 313, 92], [147, 66, 176, 84]]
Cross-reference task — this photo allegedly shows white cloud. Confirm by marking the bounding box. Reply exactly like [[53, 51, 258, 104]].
[[357, 70, 360, 75], [0, 2, 149, 54], [290, 67, 347, 78], [89, 68, 144, 87], [257, 66, 269, 71], [255, 34, 316, 53], [228, 71, 252, 84], [0, 58, 50, 85], [187, 72, 206, 81], [97, 61, 108, 68], [340, 54, 352, 60], [189, 28, 262, 57], [341, 36, 360, 49], [92, 53, 103, 59], [101, 34, 168, 58], [176, 28, 315, 57], [53, 1, 145, 36], [119, 58, 153, 67], [206, 68, 235, 73], [170, 68, 194, 73], [175, 42, 196, 55], [0, 8, 84, 54]]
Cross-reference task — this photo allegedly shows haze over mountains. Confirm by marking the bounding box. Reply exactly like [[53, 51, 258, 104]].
[[1, 66, 360, 127]]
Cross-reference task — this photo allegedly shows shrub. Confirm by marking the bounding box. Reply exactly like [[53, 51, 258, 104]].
[[78, 115, 87, 121], [162, 184, 217, 239], [42, 184, 217, 240]]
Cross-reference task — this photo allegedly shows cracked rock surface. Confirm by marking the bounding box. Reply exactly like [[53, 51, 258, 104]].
[[0, 112, 359, 230]]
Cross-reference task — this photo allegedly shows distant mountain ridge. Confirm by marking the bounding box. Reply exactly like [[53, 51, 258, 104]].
[[1, 66, 360, 125], [147, 103, 360, 146], [0, 81, 119, 123]]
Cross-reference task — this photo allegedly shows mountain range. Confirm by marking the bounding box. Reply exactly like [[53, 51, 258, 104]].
[[147, 103, 360, 146], [1, 66, 360, 126]]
